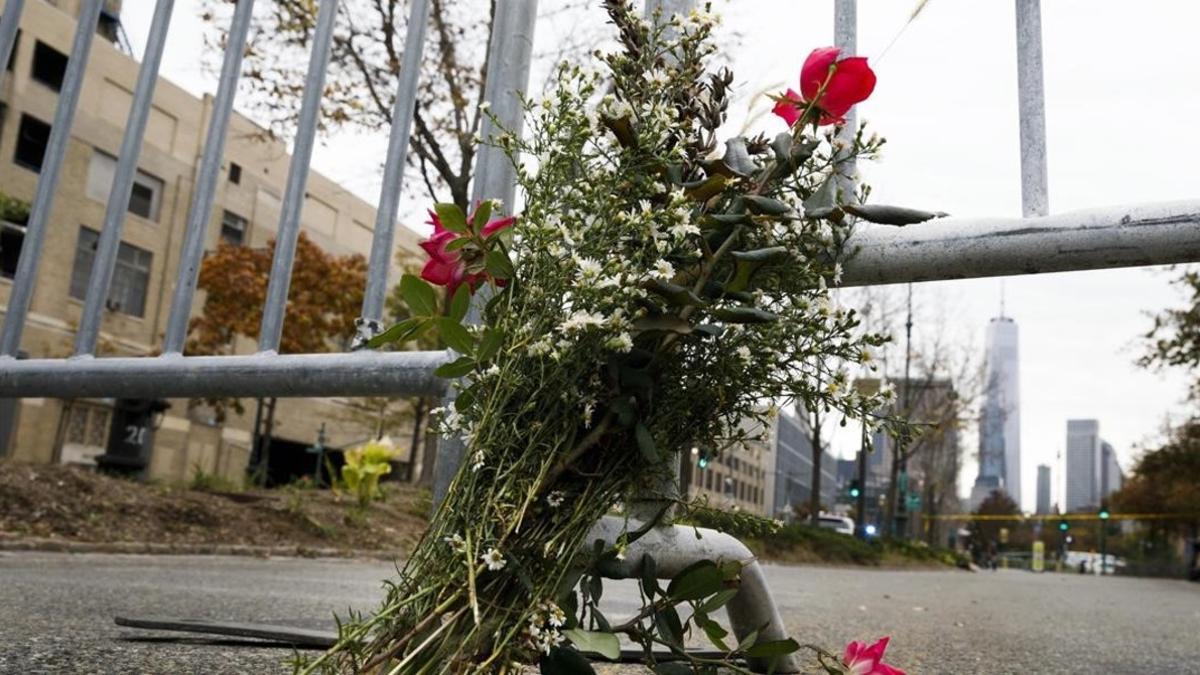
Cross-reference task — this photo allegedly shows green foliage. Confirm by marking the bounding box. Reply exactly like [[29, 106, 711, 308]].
[[339, 439, 397, 507], [187, 463, 243, 493], [0, 192, 30, 224]]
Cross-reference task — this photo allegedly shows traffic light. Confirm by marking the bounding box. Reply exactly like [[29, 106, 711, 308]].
[[1098, 506, 1110, 520], [848, 480, 861, 499], [698, 456, 709, 469], [1058, 520, 1069, 532]]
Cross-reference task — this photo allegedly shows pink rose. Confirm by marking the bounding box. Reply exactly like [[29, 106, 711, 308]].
[[843, 636, 905, 675], [773, 47, 876, 127], [419, 205, 515, 293]]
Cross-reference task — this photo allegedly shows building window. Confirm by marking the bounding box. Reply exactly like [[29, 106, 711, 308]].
[[220, 210, 247, 246], [85, 150, 165, 221], [65, 402, 112, 448], [705, 470, 713, 491], [14, 114, 51, 172], [228, 162, 242, 185], [69, 226, 152, 317], [1, 221, 25, 279], [30, 41, 68, 92]]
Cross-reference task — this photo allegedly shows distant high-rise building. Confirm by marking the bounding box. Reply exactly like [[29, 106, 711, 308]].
[[1100, 442, 1123, 501], [971, 316, 1021, 509], [1036, 464, 1052, 515], [1066, 420, 1102, 512]]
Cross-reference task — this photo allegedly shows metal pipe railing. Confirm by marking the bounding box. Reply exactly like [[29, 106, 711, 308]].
[[257, 0, 339, 353], [1015, 0, 1049, 218], [0, 0, 25, 86], [161, 0, 257, 355], [841, 199, 1200, 286], [74, 0, 175, 356], [357, 0, 432, 334], [0, 351, 449, 399], [0, 0, 104, 357], [431, 0, 539, 509]]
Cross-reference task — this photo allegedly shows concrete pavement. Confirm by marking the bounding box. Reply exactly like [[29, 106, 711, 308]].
[[1, 552, 1196, 673]]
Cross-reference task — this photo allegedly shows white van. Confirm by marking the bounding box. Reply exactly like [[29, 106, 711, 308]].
[[817, 514, 856, 536]]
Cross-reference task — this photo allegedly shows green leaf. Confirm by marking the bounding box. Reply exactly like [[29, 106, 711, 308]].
[[728, 246, 791, 293], [635, 423, 658, 462], [641, 554, 658, 599], [485, 249, 515, 279], [842, 203, 947, 226], [770, 132, 793, 166], [722, 137, 758, 177], [476, 327, 505, 362], [743, 195, 791, 216], [803, 176, 838, 217], [712, 307, 780, 324], [667, 560, 723, 601], [696, 588, 739, 614], [448, 284, 471, 323], [434, 355, 476, 378], [539, 646, 596, 675], [737, 628, 760, 652], [633, 315, 692, 334], [437, 318, 475, 355], [693, 324, 724, 339], [653, 605, 685, 647], [684, 174, 728, 202], [400, 274, 439, 317], [610, 397, 637, 428], [744, 638, 801, 658], [642, 279, 705, 307], [700, 213, 749, 230], [695, 613, 731, 652], [562, 629, 620, 661], [453, 383, 476, 412], [363, 318, 420, 350], [434, 202, 469, 234], [471, 199, 494, 235], [444, 236, 472, 252]]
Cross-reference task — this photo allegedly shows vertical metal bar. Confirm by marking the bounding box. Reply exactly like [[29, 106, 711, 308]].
[[357, 0, 432, 333], [0, 0, 104, 357], [74, 0, 175, 356], [162, 0, 256, 355], [432, 0, 539, 510], [833, 0, 858, 201], [1015, 0, 1049, 217], [256, 0, 339, 353], [0, 0, 25, 85]]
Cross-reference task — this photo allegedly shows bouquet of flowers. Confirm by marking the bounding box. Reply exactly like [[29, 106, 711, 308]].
[[303, 2, 922, 673]]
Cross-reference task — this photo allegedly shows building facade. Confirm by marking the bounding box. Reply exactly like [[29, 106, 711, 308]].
[[770, 410, 837, 520], [684, 417, 776, 516], [1065, 419, 1101, 512], [971, 315, 1021, 509], [1099, 441, 1123, 502], [0, 0, 422, 482], [1036, 463, 1051, 515]]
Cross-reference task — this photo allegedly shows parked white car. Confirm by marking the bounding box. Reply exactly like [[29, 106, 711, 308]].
[[817, 514, 856, 536]]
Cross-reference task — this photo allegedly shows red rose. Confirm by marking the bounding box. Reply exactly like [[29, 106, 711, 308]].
[[772, 46, 876, 127]]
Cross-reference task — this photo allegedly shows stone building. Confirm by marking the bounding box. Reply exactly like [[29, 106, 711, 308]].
[[0, 0, 423, 482]]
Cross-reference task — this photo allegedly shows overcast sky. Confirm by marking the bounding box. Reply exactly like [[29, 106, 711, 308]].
[[121, 0, 1200, 512]]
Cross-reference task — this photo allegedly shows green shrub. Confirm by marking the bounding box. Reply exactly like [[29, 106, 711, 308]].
[[340, 437, 397, 507], [0, 192, 30, 224], [188, 463, 242, 493]]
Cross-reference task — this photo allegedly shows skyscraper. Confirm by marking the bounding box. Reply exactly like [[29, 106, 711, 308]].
[[971, 316, 1021, 508], [1100, 442, 1123, 501], [1036, 464, 1052, 515], [1066, 420, 1101, 512]]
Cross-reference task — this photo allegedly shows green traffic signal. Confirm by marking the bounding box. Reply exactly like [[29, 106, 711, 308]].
[[1058, 520, 1069, 532], [849, 487, 861, 498], [1098, 508, 1110, 520], [698, 456, 709, 469]]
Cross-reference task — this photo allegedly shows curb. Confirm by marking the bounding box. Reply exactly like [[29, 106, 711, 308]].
[[0, 537, 400, 560]]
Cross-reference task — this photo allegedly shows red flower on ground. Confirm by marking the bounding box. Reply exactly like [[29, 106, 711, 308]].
[[843, 636, 905, 675], [419, 205, 515, 293], [772, 46, 876, 127]]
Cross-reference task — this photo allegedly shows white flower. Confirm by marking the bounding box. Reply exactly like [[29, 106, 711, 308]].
[[669, 222, 701, 239], [736, 346, 752, 362], [559, 310, 606, 333], [606, 332, 634, 353], [614, 543, 627, 561], [471, 450, 486, 471], [575, 256, 604, 281], [483, 364, 501, 377], [546, 491, 565, 508], [443, 533, 466, 554], [481, 547, 507, 571], [644, 69, 670, 87], [652, 260, 675, 280], [832, 262, 844, 285]]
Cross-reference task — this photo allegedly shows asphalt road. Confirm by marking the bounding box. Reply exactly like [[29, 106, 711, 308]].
[[1, 552, 1197, 674]]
